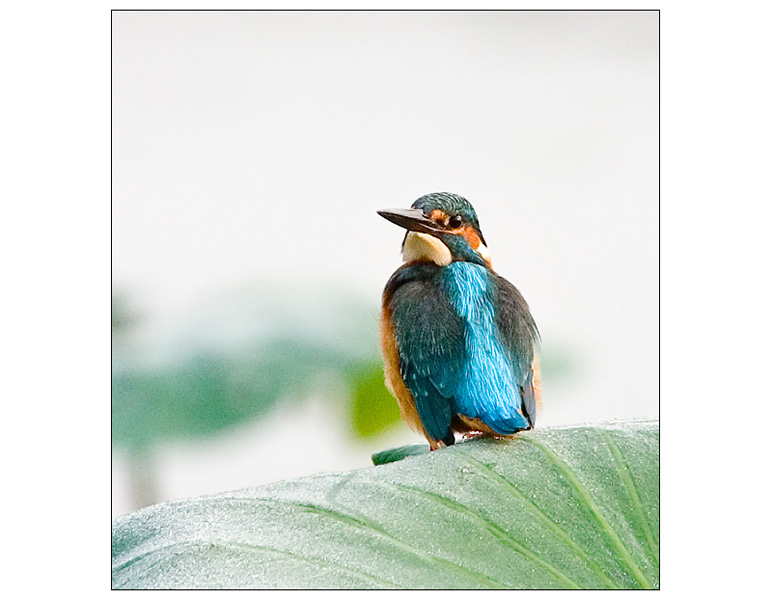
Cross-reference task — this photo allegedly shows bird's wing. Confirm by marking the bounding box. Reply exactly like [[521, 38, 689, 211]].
[[385, 263, 465, 445], [492, 273, 541, 427]]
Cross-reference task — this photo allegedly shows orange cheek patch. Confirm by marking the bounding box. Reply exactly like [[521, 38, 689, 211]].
[[461, 226, 481, 247], [462, 226, 492, 266]]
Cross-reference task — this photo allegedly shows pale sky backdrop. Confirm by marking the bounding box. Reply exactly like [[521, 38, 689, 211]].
[[112, 10, 659, 516]]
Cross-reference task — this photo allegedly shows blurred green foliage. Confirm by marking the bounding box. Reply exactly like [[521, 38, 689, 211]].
[[112, 288, 403, 459], [539, 347, 576, 382], [347, 362, 402, 439]]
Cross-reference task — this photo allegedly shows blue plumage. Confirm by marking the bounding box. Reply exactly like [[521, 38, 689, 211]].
[[441, 262, 531, 434], [379, 193, 540, 449]]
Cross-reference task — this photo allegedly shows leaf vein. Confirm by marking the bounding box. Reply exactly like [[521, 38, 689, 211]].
[[453, 449, 620, 589], [523, 437, 653, 589], [195, 495, 507, 588], [385, 482, 582, 589], [600, 430, 659, 567], [114, 539, 401, 588]]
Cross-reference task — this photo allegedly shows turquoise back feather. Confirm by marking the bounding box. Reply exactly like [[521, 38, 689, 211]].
[[440, 263, 530, 433]]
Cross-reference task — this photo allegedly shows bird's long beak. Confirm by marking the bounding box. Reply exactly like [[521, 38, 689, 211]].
[[377, 208, 442, 235]]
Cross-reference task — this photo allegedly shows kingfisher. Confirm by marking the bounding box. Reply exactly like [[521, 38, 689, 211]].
[[378, 192, 541, 450]]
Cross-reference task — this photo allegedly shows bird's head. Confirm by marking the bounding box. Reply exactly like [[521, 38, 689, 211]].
[[378, 192, 492, 267]]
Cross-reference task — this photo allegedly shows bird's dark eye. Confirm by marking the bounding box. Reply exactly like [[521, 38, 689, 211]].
[[448, 215, 463, 229]]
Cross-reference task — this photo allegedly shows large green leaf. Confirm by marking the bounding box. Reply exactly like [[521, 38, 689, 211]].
[[112, 420, 658, 589]]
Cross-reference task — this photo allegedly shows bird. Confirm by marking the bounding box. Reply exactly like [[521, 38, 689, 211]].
[[378, 192, 541, 450]]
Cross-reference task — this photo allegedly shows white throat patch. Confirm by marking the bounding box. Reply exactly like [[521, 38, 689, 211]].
[[402, 232, 452, 267]]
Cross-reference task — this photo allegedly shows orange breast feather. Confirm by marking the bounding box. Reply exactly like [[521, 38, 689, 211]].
[[379, 306, 429, 440]]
